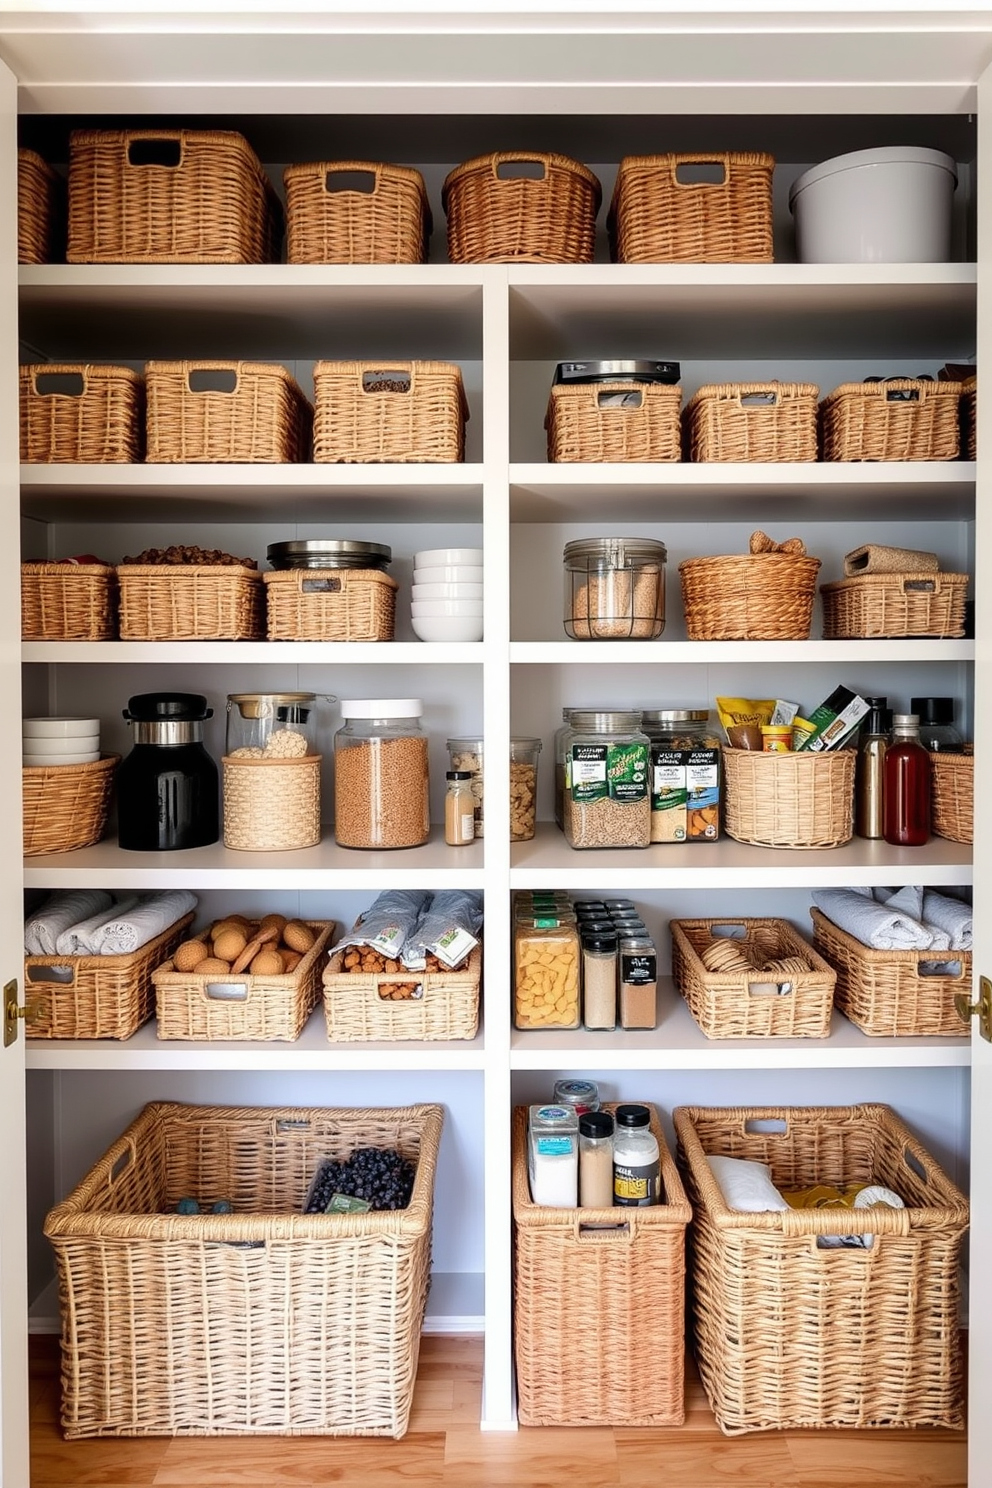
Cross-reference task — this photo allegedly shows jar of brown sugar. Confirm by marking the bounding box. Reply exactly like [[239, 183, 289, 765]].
[[333, 699, 429, 849]]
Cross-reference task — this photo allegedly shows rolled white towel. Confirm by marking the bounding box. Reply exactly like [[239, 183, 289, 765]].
[[24, 890, 113, 955], [812, 888, 936, 951], [706, 1155, 789, 1212], [87, 891, 198, 956], [922, 890, 973, 951], [55, 895, 141, 955]]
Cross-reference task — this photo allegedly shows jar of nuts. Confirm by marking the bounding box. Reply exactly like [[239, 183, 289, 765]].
[[510, 737, 542, 842], [334, 699, 430, 849], [446, 736, 483, 837]]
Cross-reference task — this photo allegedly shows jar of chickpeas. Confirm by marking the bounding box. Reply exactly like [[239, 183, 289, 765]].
[[514, 910, 580, 1029], [510, 737, 542, 841]]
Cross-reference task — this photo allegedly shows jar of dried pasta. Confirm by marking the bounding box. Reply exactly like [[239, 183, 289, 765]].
[[510, 737, 542, 841], [563, 537, 666, 640], [514, 910, 580, 1029], [563, 710, 650, 850], [334, 699, 430, 849]]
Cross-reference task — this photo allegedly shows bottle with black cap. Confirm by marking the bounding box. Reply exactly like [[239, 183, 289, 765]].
[[117, 693, 219, 851], [612, 1103, 660, 1206], [855, 697, 891, 840], [911, 696, 965, 752]]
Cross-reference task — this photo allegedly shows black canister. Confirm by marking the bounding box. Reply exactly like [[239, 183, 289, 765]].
[[117, 693, 219, 851]]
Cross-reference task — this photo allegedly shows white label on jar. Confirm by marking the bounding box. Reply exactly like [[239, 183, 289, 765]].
[[572, 751, 608, 786], [614, 1156, 660, 1206]]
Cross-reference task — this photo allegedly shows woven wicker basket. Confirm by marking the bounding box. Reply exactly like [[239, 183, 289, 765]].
[[285, 160, 431, 264], [223, 753, 321, 851], [18, 148, 60, 263], [512, 1102, 690, 1427], [20, 363, 143, 464], [264, 567, 397, 641], [722, 746, 854, 849], [44, 1100, 442, 1438], [323, 944, 481, 1042], [117, 564, 264, 641], [312, 360, 467, 463], [154, 920, 335, 1041], [609, 152, 775, 264], [820, 379, 962, 461], [67, 128, 282, 264], [679, 550, 821, 640], [670, 916, 836, 1038], [961, 376, 976, 460], [820, 571, 968, 639], [21, 562, 117, 641], [545, 381, 682, 463], [146, 360, 311, 464], [442, 151, 602, 264], [685, 381, 818, 462], [674, 1102, 968, 1434], [931, 751, 973, 845], [25, 911, 194, 1041], [810, 907, 970, 1038], [23, 755, 118, 857]]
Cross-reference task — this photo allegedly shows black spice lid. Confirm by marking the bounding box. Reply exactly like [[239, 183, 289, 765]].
[[911, 696, 955, 726], [615, 1103, 651, 1128], [579, 1111, 615, 1139], [446, 770, 474, 780], [582, 930, 619, 952], [123, 692, 212, 723]]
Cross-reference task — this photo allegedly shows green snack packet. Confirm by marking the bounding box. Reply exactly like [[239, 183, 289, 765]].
[[324, 1192, 372, 1214]]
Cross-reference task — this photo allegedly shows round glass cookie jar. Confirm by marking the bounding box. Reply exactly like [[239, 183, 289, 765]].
[[563, 537, 666, 640], [226, 692, 320, 758], [562, 709, 650, 849], [223, 692, 323, 852], [334, 699, 430, 849]]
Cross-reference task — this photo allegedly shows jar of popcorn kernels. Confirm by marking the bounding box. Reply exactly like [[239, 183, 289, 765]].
[[510, 737, 542, 842]]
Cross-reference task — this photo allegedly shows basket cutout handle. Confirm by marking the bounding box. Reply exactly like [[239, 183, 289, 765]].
[[202, 980, 250, 1002], [902, 578, 937, 595], [127, 137, 183, 169], [743, 1115, 787, 1136], [886, 387, 921, 403], [361, 368, 412, 396], [917, 957, 966, 981], [108, 1139, 137, 1188], [708, 923, 748, 941], [673, 159, 728, 187], [33, 369, 86, 398], [575, 1218, 634, 1242], [27, 963, 77, 989], [746, 977, 795, 998], [493, 157, 547, 183], [275, 1117, 312, 1135], [596, 388, 643, 412], [301, 576, 343, 593], [324, 168, 378, 196], [902, 1145, 930, 1187], [740, 390, 779, 408], [188, 367, 239, 395]]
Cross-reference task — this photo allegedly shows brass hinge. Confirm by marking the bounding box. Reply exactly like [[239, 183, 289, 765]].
[[3, 979, 25, 1048], [955, 975, 992, 1042]]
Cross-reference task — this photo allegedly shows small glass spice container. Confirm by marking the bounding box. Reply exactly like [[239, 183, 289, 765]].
[[514, 912, 580, 1029], [444, 771, 476, 846], [579, 1110, 615, 1210], [618, 932, 658, 1029], [642, 708, 721, 844], [510, 737, 542, 841], [552, 1078, 600, 1115], [563, 537, 666, 640], [563, 710, 650, 850], [582, 927, 618, 1030], [446, 736, 484, 836], [333, 699, 429, 850]]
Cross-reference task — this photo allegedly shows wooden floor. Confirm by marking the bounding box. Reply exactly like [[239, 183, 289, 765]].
[[29, 1334, 968, 1487]]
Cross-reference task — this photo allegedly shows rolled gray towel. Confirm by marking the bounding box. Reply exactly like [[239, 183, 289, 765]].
[[922, 890, 973, 951], [25, 890, 113, 955], [55, 896, 141, 956], [88, 891, 198, 956], [812, 888, 936, 950]]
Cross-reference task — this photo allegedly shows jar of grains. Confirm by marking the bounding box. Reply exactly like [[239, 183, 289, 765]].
[[510, 737, 542, 841], [642, 707, 722, 844], [563, 537, 666, 640], [563, 710, 650, 849], [446, 736, 483, 836], [514, 910, 580, 1029], [333, 699, 430, 849]]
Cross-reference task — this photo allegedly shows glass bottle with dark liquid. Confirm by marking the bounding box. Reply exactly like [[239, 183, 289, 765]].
[[116, 693, 219, 851], [883, 712, 931, 847]]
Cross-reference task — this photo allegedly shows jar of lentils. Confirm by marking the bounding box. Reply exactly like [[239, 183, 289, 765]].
[[563, 710, 650, 849], [334, 699, 429, 849]]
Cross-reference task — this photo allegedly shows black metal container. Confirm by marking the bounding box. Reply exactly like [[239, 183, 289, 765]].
[[116, 693, 219, 851]]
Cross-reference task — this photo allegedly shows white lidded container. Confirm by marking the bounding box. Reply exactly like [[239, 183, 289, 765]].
[[789, 146, 957, 263]]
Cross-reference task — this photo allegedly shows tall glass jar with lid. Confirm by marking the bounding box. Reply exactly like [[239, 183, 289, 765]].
[[562, 710, 650, 849], [563, 537, 666, 639], [642, 707, 721, 844], [334, 699, 429, 849]]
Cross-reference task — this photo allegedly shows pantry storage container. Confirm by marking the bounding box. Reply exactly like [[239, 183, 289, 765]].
[[562, 710, 650, 849], [545, 380, 681, 462], [18, 148, 60, 263], [446, 737, 484, 837], [685, 381, 818, 463], [333, 699, 430, 849], [670, 916, 836, 1038], [442, 151, 601, 264], [820, 570, 968, 639], [263, 566, 397, 642], [722, 746, 855, 849], [514, 911, 580, 1029], [563, 537, 666, 640], [117, 563, 265, 641], [145, 360, 312, 463], [323, 943, 482, 1041], [21, 561, 117, 641], [789, 146, 957, 263], [820, 378, 962, 462], [509, 737, 541, 841], [642, 708, 721, 843], [118, 693, 220, 852], [284, 160, 431, 263], [23, 755, 119, 857], [20, 362, 143, 463], [312, 360, 467, 463], [223, 693, 322, 852], [678, 546, 821, 641], [930, 752, 974, 844], [609, 151, 775, 263]]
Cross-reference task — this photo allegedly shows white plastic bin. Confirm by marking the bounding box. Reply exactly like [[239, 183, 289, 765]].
[[789, 146, 957, 263]]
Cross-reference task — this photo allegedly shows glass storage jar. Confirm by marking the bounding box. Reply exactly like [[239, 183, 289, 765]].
[[514, 911, 580, 1029], [562, 710, 650, 849], [334, 699, 430, 849], [510, 737, 542, 841], [642, 707, 722, 844], [226, 692, 320, 758], [446, 735, 484, 836], [563, 537, 666, 640]]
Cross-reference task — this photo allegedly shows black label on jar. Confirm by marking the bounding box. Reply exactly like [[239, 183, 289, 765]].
[[613, 1157, 660, 1206], [621, 952, 657, 986]]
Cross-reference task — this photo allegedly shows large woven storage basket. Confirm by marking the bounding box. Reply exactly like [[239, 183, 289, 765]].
[[722, 746, 854, 849], [20, 363, 143, 463], [609, 152, 775, 263], [442, 151, 601, 264], [961, 376, 977, 460], [685, 381, 818, 462], [931, 751, 973, 845], [21, 562, 117, 641], [117, 564, 264, 641], [323, 944, 481, 1042], [285, 160, 431, 264], [18, 148, 60, 263], [810, 907, 971, 1037], [67, 128, 282, 264], [512, 1102, 690, 1426], [820, 378, 962, 461], [679, 550, 821, 640], [223, 754, 321, 851], [820, 571, 968, 639], [545, 381, 682, 463], [313, 360, 467, 463], [25, 911, 194, 1040], [146, 360, 311, 463], [44, 1101, 443, 1438], [670, 916, 836, 1038], [674, 1103, 969, 1433], [23, 755, 118, 856], [154, 920, 335, 1041], [264, 567, 397, 642]]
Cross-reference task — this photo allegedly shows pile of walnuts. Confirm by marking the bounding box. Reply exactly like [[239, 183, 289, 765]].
[[121, 544, 257, 568], [340, 944, 469, 1000]]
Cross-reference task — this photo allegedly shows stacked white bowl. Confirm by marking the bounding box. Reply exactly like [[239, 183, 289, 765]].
[[23, 717, 101, 768], [411, 547, 484, 642]]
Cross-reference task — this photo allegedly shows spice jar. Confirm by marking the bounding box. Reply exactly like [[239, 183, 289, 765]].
[[552, 1078, 600, 1115], [118, 693, 219, 851], [514, 911, 580, 1029], [563, 537, 666, 639], [446, 736, 483, 836], [582, 928, 618, 1030], [510, 737, 542, 841], [334, 699, 429, 849], [642, 708, 721, 844], [563, 710, 650, 850], [619, 932, 658, 1029], [613, 1104, 660, 1207], [579, 1111, 615, 1209], [528, 1105, 578, 1208], [445, 771, 476, 846]]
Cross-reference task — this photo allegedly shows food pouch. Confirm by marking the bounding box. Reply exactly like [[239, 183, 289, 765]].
[[334, 889, 431, 960], [401, 889, 483, 970], [716, 697, 775, 737]]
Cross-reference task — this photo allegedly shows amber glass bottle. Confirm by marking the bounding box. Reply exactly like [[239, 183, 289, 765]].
[[883, 713, 931, 847]]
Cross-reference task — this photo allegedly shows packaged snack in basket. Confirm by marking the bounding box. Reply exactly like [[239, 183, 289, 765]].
[[334, 890, 430, 959], [401, 890, 483, 970], [795, 684, 869, 751]]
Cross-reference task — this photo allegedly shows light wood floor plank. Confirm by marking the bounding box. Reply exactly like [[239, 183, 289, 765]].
[[154, 1432, 446, 1486], [444, 1425, 620, 1487]]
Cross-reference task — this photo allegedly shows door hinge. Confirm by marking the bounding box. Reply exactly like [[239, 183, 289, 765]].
[[955, 975, 992, 1042], [3, 979, 25, 1047]]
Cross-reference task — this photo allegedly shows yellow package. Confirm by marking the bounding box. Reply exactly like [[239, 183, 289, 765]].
[[716, 697, 776, 735]]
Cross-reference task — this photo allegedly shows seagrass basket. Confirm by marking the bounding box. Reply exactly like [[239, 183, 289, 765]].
[[609, 152, 775, 263], [312, 360, 467, 463], [722, 746, 855, 849], [931, 751, 974, 845], [44, 1101, 443, 1437], [117, 564, 265, 641], [264, 567, 397, 641], [442, 151, 601, 264], [820, 571, 968, 639], [961, 376, 976, 460], [145, 360, 312, 463], [820, 379, 962, 461], [20, 363, 143, 463], [323, 944, 481, 1042], [679, 550, 821, 640], [18, 148, 60, 263], [545, 381, 682, 462], [284, 160, 431, 263], [685, 381, 818, 462], [67, 128, 282, 264], [23, 755, 119, 856], [670, 916, 836, 1038], [21, 562, 117, 641], [222, 753, 321, 851]]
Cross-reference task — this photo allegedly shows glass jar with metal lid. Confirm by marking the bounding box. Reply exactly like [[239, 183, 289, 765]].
[[563, 709, 650, 849], [642, 707, 722, 845], [226, 692, 321, 758], [333, 699, 429, 849], [266, 539, 392, 571], [563, 537, 666, 640]]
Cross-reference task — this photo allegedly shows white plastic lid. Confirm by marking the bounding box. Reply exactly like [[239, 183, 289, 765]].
[[339, 698, 423, 719], [789, 146, 957, 209]]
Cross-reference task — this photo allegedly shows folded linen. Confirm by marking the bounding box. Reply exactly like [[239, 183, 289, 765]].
[[922, 890, 973, 951], [55, 895, 141, 955], [706, 1155, 789, 1212], [85, 890, 198, 956], [24, 889, 113, 955], [812, 888, 937, 950]]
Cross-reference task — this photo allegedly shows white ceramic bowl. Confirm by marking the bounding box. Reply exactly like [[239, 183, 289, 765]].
[[414, 548, 483, 569], [413, 565, 484, 586], [23, 751, 100, 767], [22, 716, 101, 739], [411, 615, 484, 643], [411, 599, 484, 617], [22, 733, 100, 755], [411, 581, 484, 600]]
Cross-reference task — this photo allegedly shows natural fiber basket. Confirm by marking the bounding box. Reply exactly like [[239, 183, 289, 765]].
[[442, 151, 602, 264], [145, 360, 311, 464], [23, 755, 118, 857], [117, 564, 264, 641], [685, 382, 818, 462], [67, 128, 282, 264], [312, 360, 467, 463], [961, 376, 976, 460], [264, 567, 397, 642], [20, 363, 143, 463], [154, 920, 335, 1041], [810, 907, 970, 1038], [670, 916, 836, 1038], [21, 562, 117, 641], [722, 746, 854, 849], [44, 1100, 443, 1437], [545, 381, 682, 463], [679, 551, 821, 640], [609, 152, 775, 263], [820, 571, 968, 639], [323, 944, 481, 1042], [513, 1102, 690, 1426], [931, 751, 973, 845], [820, 379, 962, 461], [18, 148, 60, 263], [223, 753, 321, 851], [285, 160, 431, 264], [25, 911, 194, 1041], [674, 1102, 969, 1433]]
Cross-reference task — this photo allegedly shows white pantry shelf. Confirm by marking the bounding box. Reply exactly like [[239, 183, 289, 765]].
[[24, 641, 483, 665], [510, 640, 975, 665]]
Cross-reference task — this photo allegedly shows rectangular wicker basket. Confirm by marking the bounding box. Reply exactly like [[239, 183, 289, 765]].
[[21, 562, 117, 641], [25, 911, 194, 1040], [961, 375, 976, 460], [323, 944, 481, 1041], [670, 916, 836, 1038], [820, 571, 968, 639], [264, 567, 397, 642], [312, 360, 467, 463], [18, 147, 60, 263], [442, 151, 601, 264], [44, 1101, 443, 1438], [20, 363, 143, 463], [116, 563, 265, 641], [154, 920, 335, 1041], [932, 751, 973, 845], [678, 550, 821, 640], [23, 755, 118, 857], [685, 381, 818, 463], [609, 152, 775, 264], [820, 378, 962, 461], [67, 128, 282, 264], [675, 1102, 969, 1434], [545, 381, 682, 462], [284, 160, 431, 264], [721, 746, 855, 849], [512, 1102, 690, 1426], [810, 907, 971, 1037], [146, 360, 312, 464]]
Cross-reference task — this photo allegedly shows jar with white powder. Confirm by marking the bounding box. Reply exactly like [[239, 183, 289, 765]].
[[528, 1104, 578, 1207], [613, 1103, 660, 1207]]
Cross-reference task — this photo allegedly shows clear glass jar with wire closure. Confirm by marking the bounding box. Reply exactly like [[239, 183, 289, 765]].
[[226, 692, 322, 759], [563, 537, 666, 640], [563, 710, 650, 849]]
